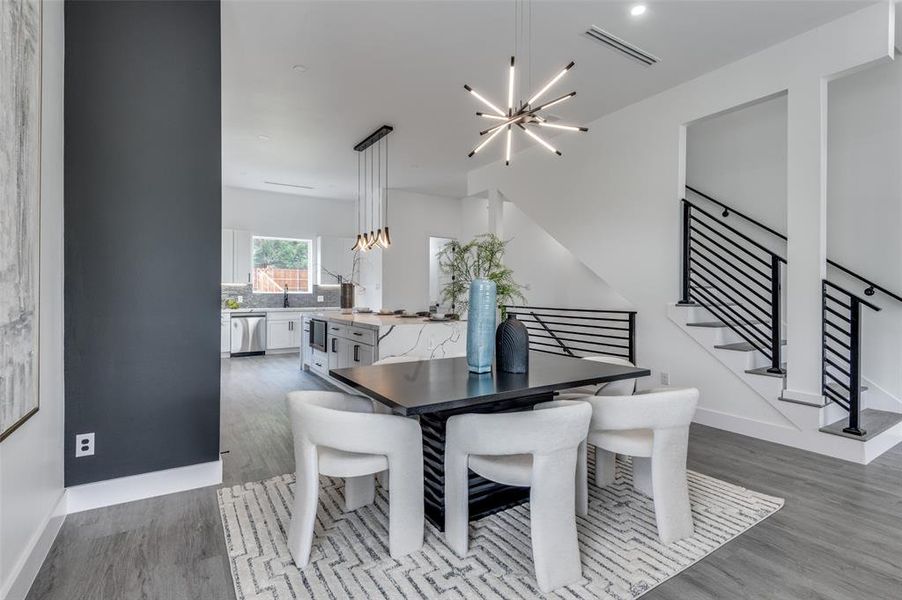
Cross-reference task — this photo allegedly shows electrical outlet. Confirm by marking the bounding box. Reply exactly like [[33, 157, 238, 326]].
[[317, 295, 324, 302], [75, 433, 95, 457], [660, 372, 670, 385], [237, 295, 243, 303]]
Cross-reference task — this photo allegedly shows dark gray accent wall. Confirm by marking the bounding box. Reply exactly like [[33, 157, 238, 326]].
[[64, 1, 221, 486]]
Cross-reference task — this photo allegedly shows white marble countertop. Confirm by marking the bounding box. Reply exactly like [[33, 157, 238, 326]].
[[319, 312, 465, 330]]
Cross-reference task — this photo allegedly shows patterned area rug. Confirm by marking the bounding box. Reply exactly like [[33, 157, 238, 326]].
[[217, 457, 783, 599]]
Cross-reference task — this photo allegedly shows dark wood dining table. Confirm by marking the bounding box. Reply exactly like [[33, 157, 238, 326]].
[[330, 352, 650, 530]]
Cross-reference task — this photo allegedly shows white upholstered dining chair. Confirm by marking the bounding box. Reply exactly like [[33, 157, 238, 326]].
[[285, 390, 424, 567], [558, 355, 638, 398], [444, 402, 592, 593], [586, 387, 699, 543]]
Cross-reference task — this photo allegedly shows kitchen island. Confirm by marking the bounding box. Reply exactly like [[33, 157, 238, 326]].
[[302, 312, 467, 384]]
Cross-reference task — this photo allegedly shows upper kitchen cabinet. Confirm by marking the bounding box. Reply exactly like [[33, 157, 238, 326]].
[[222, 228, 253, 284], [317, 236, 355, 286]]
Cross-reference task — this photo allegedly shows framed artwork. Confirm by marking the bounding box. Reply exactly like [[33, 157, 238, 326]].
[[1, 0, 42, 442]]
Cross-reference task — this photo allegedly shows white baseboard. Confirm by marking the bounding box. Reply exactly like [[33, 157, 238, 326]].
[[66, 459, 222, 514], [1, 491, 67, 600]]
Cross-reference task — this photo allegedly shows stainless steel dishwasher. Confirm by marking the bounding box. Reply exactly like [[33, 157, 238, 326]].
[[230, 313, 266, 356]]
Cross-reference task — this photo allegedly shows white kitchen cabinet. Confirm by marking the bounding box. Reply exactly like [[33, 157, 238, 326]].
[[348, 340, 374, 367], [221, 228, 253, 284], [220, 313, 231, 353], [266, 312, 302, 351]]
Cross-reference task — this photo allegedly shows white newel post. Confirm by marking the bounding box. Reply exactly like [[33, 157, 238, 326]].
[[783, 78, 829, 406]]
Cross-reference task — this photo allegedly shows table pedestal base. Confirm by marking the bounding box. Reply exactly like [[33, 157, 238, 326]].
[[418, 392, 553, 531]]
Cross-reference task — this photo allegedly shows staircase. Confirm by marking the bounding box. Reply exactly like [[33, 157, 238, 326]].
[[669, 187, 902, 464]]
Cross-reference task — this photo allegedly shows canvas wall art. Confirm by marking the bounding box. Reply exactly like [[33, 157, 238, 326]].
[[0, 0, 42, 441]]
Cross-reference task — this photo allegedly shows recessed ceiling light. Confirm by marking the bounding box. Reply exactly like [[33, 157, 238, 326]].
[[292, 64, 308, 72], [630, 4, 647, 16], [257, 135, 271, 142]]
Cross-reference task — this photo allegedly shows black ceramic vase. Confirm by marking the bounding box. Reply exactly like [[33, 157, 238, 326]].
[[496, 314, 529, 373], [340, 283, 355, 310]]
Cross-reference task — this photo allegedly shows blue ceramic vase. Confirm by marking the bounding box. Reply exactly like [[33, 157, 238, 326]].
[[466, 278, 497, 373]]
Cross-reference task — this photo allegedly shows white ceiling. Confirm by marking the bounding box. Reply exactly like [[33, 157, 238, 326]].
[[222, 0, 870, 201]]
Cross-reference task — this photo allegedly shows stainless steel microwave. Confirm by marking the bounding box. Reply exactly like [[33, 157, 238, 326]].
[[310, 318, 327, 352]]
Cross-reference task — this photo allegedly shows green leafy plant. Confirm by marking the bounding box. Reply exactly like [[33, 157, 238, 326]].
[[436, 234, 527, 317]]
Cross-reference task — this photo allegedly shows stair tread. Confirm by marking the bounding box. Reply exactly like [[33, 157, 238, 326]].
[[715, 340, 786, 352], [746, 364, 786, 378], [819, 409, 902, 441]]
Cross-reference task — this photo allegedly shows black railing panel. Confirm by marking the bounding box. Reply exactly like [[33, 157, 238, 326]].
[[503, 306, 637, 364], [821, 280, 880, 436]]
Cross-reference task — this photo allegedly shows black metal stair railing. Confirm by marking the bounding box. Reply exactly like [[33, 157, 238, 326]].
[[501, 306, 637, 364], [822, 280, 880, 436], [682, 185, 902, 435], [679, 198, 786, 374]]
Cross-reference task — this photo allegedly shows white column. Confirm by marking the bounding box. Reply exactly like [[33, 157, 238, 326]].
[[783, 78, 828, 406]]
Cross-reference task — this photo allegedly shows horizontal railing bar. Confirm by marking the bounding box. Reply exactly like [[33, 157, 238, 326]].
[[689, 283, 772, 355], [684, 200, 787, 262], [823, 293, 852, 311], [530, 339, 630, 356], [686, 186, 788, 241], [824, 305, 852, 324], [688, 214, 773, 267], [823, 343, 850, 362], [514, 317, 630, 331], [822, 279, 881, 312], [823, 316, 851, 335], [688, 274, 772, 329], [824, 387, 850, 409], [690, 243, 773, 298], [503, 305, 636, 315], [507, 311, 631, 324], [689, 255, 773, 308], [824, 357, 851, 379], [522, 328, 630, 345], [525, 331, 631, 350], [689, 225, 773, 276], [689, 237, 773, 291], [824, 331, 852, 352], [824, 371, 851, 392], [531, 347, 630, 360]]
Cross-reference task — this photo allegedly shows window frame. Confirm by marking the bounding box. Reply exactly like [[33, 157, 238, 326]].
[[251, 235, 314, 295]]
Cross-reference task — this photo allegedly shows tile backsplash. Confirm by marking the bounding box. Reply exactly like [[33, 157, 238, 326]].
[[221, 284, 340, 309]]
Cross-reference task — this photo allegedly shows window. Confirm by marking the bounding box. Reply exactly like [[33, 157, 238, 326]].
[[252, 236, 312, 294]]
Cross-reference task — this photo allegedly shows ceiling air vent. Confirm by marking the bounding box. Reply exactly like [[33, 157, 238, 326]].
[[584, 25, 659, 66]]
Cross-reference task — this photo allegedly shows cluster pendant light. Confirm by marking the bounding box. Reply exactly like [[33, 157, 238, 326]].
[[464, 0, 587, 164], [351, 125, 393, 251]]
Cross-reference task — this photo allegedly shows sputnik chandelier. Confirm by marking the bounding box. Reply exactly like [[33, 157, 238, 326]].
[[464, 0, 587, 165], [351, 125, 393, 251]]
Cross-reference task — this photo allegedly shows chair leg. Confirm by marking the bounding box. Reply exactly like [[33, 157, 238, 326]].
[[344, 474, 376, 511], [576, 440, 588, 517], [287, 458, 320, 567], [593, 446, 617, 488], [651, 428, 694, 543], [443, 449, 471, 556], [632, 456, 653, 498], [530, 451, 584, 593], [386, 450, 425, 559]]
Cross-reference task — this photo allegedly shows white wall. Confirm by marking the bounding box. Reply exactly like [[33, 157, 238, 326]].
[[459, 196, 630, 310], [827, 56, 902, 403], [0, 2, 67, 598], [222, 185, 355, 239], [685, 57, 902, 408], [380, 190, 462, 311], [468, 4, 895, 440]]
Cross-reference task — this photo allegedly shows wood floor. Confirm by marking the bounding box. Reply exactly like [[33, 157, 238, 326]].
[[28, 354, 902, 599]]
